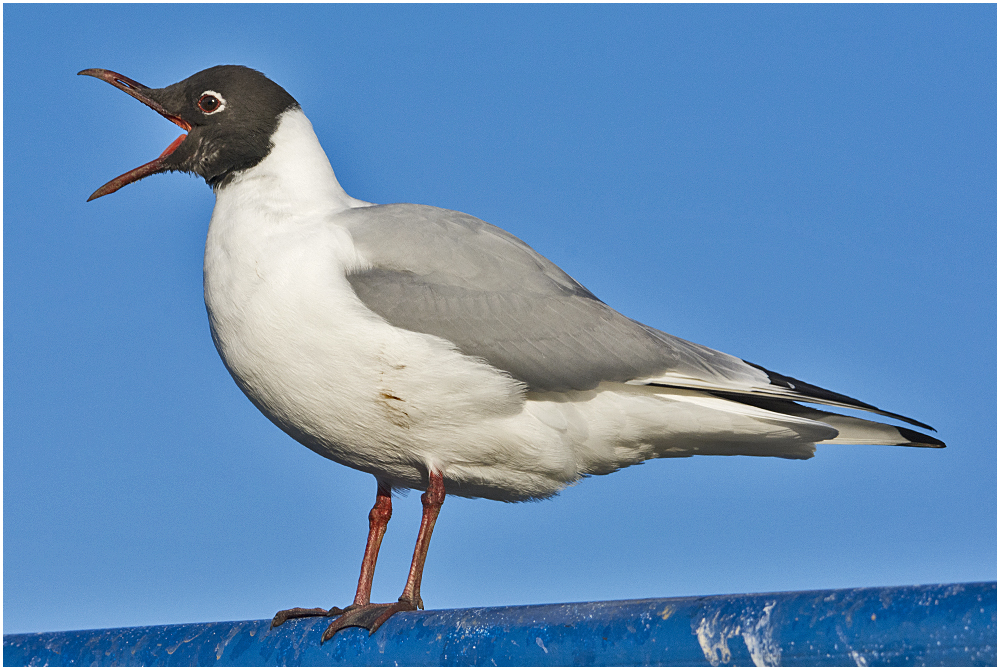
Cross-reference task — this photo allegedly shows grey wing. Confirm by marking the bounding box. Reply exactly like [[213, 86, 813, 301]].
[[340, 203, 936, 434], [340, 203, 772, 392]]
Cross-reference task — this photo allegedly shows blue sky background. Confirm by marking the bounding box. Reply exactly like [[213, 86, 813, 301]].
[[4, 5, 995, 635]]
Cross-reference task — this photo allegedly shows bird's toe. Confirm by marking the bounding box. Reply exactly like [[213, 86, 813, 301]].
[[271, 605, 346, 628]]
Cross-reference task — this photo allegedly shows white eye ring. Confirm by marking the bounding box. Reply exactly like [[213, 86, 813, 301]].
[[198, 90, 226, 115]]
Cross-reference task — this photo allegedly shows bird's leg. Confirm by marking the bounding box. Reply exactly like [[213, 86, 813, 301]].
[[395, 471, 445, 611], [320, 471, 445, 641], [350, 483, 394, 606], [271, 482, 392, 628]]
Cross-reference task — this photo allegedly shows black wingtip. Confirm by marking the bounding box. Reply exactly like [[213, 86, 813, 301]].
[[898, 427, 947, 449], [743, 360, 936, 432]]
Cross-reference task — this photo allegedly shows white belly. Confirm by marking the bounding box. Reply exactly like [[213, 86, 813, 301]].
[[202, 188, 598, 500], [200, 132, 827, 502]]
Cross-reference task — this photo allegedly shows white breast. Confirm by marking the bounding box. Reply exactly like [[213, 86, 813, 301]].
[[201, 109, 829, 503], [202, 110, 573, 499]]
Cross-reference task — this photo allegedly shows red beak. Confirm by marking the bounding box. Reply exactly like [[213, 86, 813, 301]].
[[79, 69, 193, 201]]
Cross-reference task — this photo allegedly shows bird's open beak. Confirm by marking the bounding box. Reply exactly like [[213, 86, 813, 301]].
[[79, 69, 193, 201]]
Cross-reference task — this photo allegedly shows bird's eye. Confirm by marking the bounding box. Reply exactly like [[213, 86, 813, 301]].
[[199, 95, 219, 112], [198, 91, 225, 114]]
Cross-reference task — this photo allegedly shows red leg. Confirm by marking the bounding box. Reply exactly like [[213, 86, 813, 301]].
[[351, 484, 393, 606], [321, 471, 446, 640], [271, 482, 392, 628], [397, 470, 445, 610]]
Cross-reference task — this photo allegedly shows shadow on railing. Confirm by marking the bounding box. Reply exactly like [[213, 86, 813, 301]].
[[4, 582, 996, 666]]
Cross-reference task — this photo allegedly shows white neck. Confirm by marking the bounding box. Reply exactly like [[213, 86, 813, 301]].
[[214, 107, 370, 217]]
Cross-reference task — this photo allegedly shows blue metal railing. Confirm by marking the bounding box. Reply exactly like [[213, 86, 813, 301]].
[[4, 582, 995, 666]]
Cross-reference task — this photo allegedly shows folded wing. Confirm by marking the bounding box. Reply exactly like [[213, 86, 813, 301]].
[[341, 203, 943, 448]]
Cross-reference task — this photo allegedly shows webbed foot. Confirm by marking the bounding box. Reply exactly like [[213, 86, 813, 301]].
[[320, 599, 418, 641]]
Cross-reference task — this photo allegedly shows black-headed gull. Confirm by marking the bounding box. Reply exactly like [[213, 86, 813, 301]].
[[80, 65, 944, 641]]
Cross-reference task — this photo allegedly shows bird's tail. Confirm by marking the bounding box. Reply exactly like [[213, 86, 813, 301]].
[[712, 394, 945, 448]]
